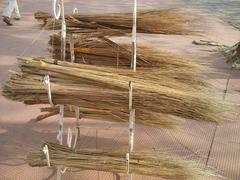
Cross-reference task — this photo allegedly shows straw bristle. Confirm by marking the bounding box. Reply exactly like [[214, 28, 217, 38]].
[[34, 9, 197, 35], [2, 57, 233, 129], [49, 34, 206, 71], [26, 142, 220, 179]]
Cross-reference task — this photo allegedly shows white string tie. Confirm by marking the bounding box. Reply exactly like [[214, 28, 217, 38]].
[[57, 105, 64, 144], [67, 128, 72, 148], [43, 75, 53, 106], [61, 167, 68, 174], [73, 8, 78, 14], [73, 128, 78, 149], [126, 153, 130, 174], [43, 145, 51, 167]]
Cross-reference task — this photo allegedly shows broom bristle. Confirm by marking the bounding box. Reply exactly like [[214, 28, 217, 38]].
[[34, 9, 198, 35], [49, 34, 207, 71], [2, 57, 235, 129], [26, 142, 221, 179]]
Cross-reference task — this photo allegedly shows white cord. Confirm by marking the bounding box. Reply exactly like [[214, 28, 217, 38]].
[[53, 0, 61, 20], [129, 109, 135, 152], [43, 75, 54, 106], [61, 167, 68, 174], [131, 0, 137, 72], [126, 153, 132, 180], [57, 105, 64, 144], [73, 8, 78, 14], [67, 128, 72, 148], [43, 145, 51, 167], [70, 34, 75, 63]]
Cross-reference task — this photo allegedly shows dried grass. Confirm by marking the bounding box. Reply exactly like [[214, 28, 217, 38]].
[[26, 142, 220, 179], [34, 9, 197, 35], [2, 57, 233, 129], [49, 34, 206, 71]]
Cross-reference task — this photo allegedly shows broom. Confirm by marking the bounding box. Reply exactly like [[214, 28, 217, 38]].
[[26, 142, 220, 179], [2, 57, 233, 129], [49, 34, 213, 91], [34, 9, 197, 35], [49, 34, 207, 71]]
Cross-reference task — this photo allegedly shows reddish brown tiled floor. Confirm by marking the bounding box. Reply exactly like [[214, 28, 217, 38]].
[[0, 0, 240, 179]]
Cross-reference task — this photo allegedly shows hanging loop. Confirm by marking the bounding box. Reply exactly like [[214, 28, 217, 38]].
[[61, 167, 68, 174], [43, 75, 54, 106], [43, 145, 51, 167], [53, 0, 61, 20], [129, 109, 135, 152], [57, 105, 64, 144], [73, 8, 78, 14]]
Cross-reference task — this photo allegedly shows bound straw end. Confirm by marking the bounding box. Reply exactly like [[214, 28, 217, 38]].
[[40, 61, 46, 67]]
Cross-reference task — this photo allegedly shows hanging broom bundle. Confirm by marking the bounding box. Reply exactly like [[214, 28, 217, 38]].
[[49, 34, 205, 69], [2, 57, 233, 129], [34, 9, 197, 35], [49, 34, 210, 88], [26, 142, 220, 179]]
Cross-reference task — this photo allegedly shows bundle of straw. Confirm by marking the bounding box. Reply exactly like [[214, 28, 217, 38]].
[[34, 9, 196, 35], [26, 142, 219, 179], [49, 34, 205, 71], [2, 57, 232, 129], [49, 35, 210, 89]]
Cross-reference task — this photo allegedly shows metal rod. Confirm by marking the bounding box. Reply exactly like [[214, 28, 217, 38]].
[[53, 1, 66, 179], [205, 67, 232, 169], [223, 67, 233, 100], [70, 8, 78, 63], [126, 153, 132, 180], [127, 1, 137, 179], [129, 109, 135, 152], [57, 105, 64, 145], [56, 104, 64, 180], [129, 82, 133, 110], [128, 82, 135, 152], [75, 106, 81, 147], [60, 0, 66, 61], [70, 8, 81, 149], [70, 34, 75, 63], [131, 0, 137, 72], [205, 123, 218, 169]]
